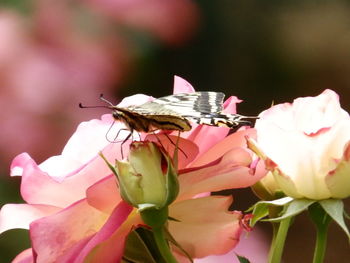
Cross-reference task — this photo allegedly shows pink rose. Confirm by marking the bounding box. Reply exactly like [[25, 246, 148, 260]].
[[251, 89, 350, 200], [0, 77, 264, 262]]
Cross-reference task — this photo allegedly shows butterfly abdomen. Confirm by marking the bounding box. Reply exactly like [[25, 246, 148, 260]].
[[113, 108, 191, 132], [146, 115, 192, 132]]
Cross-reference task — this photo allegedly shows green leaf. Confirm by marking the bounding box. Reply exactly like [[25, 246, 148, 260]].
[[123, 227, 166, 263], [267, 199, 315, 222], [247, 197, 294, 212], [319, 199, 350, 239], [250, 202, 269, 227], [247, 197, 294, 226], [235, 254, 251, 263]]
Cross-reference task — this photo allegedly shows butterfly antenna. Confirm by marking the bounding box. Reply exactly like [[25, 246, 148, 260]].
[[78, 103, 111, 109], [99, 94, 115, 107]]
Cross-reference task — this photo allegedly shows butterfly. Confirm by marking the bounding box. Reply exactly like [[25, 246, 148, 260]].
[[80, 92, 255, 136]]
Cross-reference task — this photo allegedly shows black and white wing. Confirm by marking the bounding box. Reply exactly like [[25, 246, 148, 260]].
[[125, 92, 251, 128], [127, 92, 224, 115]]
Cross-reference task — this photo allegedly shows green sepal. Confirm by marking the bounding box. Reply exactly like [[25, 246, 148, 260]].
[[122, 226, 166, 263], [99, 152, 135, 206], [168, 216, 181, 222], [319, 199, 350, 239], [308, 202, 331, 229], [247, 197, 293, 226], [163, 153, 179, 207], [140, 207, 169, 229], [267, 199, 315, 222], [99, 152, 118, 177], [235, 254, 251, 263], [248, 202, 269, 227]]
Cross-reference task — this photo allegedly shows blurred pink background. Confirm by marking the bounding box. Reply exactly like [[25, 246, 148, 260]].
[[0, 0, 198, 164], [1, 1, 350, 262]]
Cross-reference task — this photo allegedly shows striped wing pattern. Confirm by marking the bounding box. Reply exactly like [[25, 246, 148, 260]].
[[124, 92, 249, 128]]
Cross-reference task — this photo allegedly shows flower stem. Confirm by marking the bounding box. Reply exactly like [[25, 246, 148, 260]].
[[268, 216, 292, 263], [312, 224, 328, 263], [153, 226, 178, 263], [308, 202, 331, 263]]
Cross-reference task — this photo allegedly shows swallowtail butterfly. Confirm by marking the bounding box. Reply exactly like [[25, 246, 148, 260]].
[[80, 92, 255, 134]]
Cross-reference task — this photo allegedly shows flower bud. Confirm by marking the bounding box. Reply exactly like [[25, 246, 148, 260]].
[[104, 142, 179, 210]]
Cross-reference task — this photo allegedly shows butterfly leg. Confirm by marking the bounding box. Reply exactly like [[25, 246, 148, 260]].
[[120, 131, 133, 159], [150, 130, 188, 159], [163, 132, 188, 159]]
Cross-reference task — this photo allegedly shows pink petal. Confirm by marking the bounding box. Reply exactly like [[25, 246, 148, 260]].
[[190, 228, 269, 263], [181, 125, 230, 160], [222, 95, 242, 115], [326, 142, 350, 198], [146, 134, 199, 169], [37, 114, 136, 181], [232, 227, 269, 263], [178, 148, 263, 200], [86, 175, 121, 214], [191, 128, 256, 166], [40, 115, 117, 177], [12, 248, 34, 263], [18, 154, 108, 207], [17, 140, 128, 207], [30, 199, 108, 262], [11, 114, 135, 207], [0, 204, 60, 234], [81, 209, 142, 263], [169, 196, 243, 258], [10, 153, 32, 177], [61, 201, 133, 263], [173, 75, 195, 94]]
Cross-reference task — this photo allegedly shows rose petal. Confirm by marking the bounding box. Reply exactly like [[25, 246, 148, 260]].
[[222, 95, 242, 115], [186, 228, 269, 263], [82, 209, 142, 263], [10, 153, 32, 177], [169, 196, 242, 258], [145, 134, 199, 169], [30, 199, 109, 262], [60, 201, 133, 263], [12, 248, 34, 263], [256, 115, 332, 199], [86, 175, 121, 214], [326, 142, 350, 198], [178, 148, 263, 201], [40, 115, 116, 177], [173, 76, 195, 94], [0, 204, 60, 234], [191, 128, 256, 166]]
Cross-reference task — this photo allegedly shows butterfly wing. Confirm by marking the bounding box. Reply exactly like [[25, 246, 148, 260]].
[[122, 92, 252, 129], [126, 92, 225, 116]]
